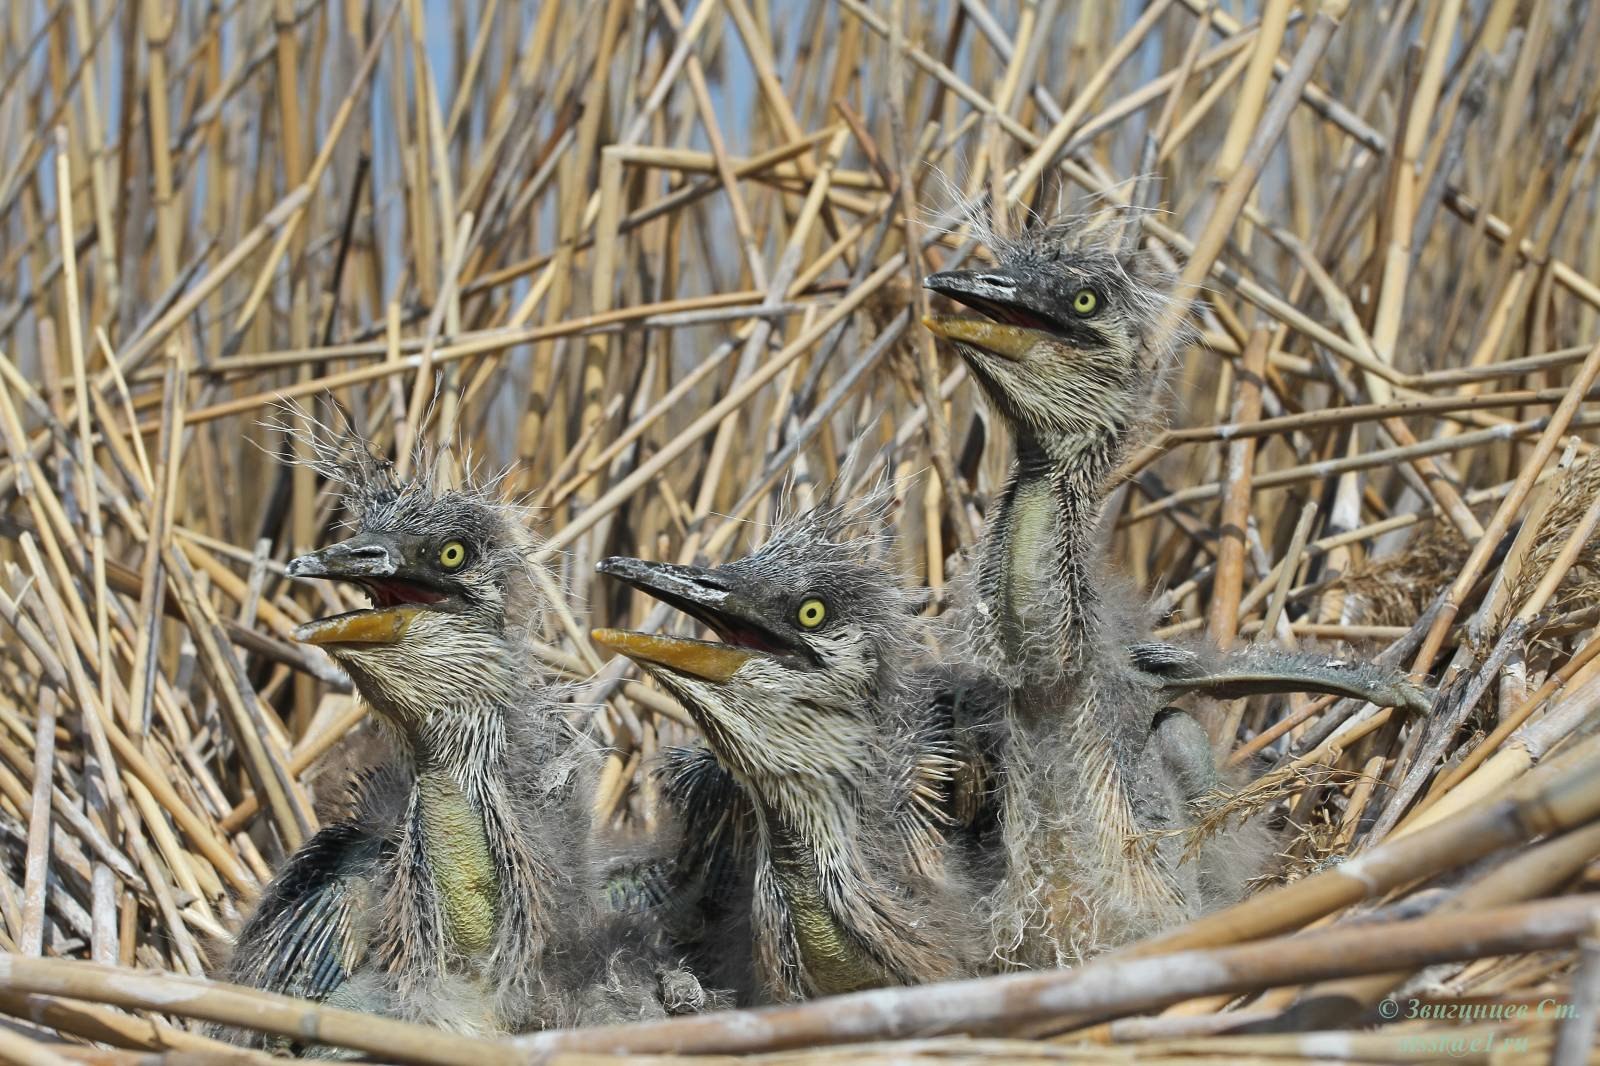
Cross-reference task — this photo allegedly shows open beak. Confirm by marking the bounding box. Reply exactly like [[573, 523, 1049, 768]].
[[592, 556, 806, 682], [920, 314, 1035, 360], [923, 268, 1053, 361], [287, 533, 440, 647], [296, 607, 422, 647], [591, 628, 756, 683]]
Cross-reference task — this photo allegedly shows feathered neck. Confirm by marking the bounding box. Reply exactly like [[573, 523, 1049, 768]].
[[737, 698, 959, 998], [340, 643, 524, 750], [376, 693, 573, 1019], [979, 430, 1112, 691], [413, 701, 511, 778], [752, 776, 954, 999], [731, 676, 915, 866]]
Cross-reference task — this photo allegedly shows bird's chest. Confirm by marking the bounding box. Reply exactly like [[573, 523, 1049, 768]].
[[764, 824, 883, 996], [416, 772, 498, 958]]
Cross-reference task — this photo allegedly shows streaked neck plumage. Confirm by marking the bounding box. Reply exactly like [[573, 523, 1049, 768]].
[[713, 695, 957, 1000], [752, 774, 886, 998], [982, 425, 1117, 697], [345, 662, 565, 1010]]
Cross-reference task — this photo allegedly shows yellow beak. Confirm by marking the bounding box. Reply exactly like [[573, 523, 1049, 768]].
[[295, 606, 422, 647], [591, 628, 758, 683], [921, 314, 1036, 361]]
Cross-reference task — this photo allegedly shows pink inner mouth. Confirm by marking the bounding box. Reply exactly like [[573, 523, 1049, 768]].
[[967, 295, 1054, 331], [669, 597, 790, 656], [707, 619, 787, 655], [361, 579, 448, 608]]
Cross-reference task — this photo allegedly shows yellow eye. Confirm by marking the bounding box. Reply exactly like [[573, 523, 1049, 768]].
[[1072, 288, 1099, 316], [438, 540, 468, 571], [796, 598, 827, 629]]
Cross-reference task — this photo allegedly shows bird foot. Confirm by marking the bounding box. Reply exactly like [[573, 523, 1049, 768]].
[[656, 964, 727, 1014]]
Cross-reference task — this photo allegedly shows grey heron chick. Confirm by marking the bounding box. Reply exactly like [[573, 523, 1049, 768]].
[[592, 498, 984, 1003], [215, 430, 681, 1050], [922, 216, 1428, 966]]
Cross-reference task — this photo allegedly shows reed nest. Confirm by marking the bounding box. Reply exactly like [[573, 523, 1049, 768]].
[[4, 0, 1600, 1062]]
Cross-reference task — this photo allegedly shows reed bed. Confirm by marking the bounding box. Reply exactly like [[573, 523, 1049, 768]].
[[3, 0, 1600, 1061]]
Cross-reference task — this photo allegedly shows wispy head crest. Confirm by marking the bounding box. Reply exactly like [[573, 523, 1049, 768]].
[[265, 399, 535, 534], [920, 163, 1164, 269], [757, 441, 900, 572], [267, 400, 560, 645]]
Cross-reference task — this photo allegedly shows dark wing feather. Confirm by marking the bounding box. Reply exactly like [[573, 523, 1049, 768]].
[[1128, 640, 1206, 680], [606, 745, 760, 1004], [912, 667, 1006, 849], [608, 745, 753, 921], [224, 820, 382, 1004], [663, 745, 752, 916]]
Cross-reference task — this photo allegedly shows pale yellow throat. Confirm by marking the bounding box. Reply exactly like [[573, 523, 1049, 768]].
[[1001, 478, 1057, 640], [417, 771, 498, 957], [769, 832, 883, 994]]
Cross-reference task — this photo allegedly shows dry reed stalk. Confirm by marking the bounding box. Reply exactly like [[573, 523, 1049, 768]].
[[517, 895, 1600, 1059], [3, 1, 1600, 1059]]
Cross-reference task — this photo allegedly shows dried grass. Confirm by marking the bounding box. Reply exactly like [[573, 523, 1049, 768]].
[[4, 1, 1600, 1062]]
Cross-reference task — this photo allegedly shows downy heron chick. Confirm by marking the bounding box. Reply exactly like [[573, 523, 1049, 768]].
[[592, 497, 984, 1003], [218, 430, 676, 1048], [922, 216, 1427, 966]]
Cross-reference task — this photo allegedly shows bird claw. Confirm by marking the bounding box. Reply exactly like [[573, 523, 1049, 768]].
[[656, 965, 725, 1014]]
